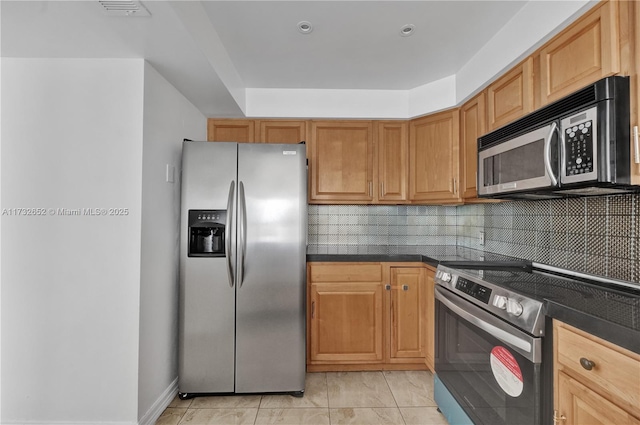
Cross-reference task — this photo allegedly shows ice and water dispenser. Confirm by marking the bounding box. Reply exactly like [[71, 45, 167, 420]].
[[188, 210, 226, 257]]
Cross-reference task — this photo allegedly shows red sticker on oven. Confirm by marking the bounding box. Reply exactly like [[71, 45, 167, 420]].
[[490, 346, 524, 397]]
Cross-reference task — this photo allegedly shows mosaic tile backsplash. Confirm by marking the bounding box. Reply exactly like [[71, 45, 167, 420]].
[[308, 194, 640, 283]]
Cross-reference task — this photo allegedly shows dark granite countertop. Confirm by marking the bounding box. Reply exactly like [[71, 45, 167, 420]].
[[307, 245, 640, 354], [306, 245, 517, 268], [544, 287, 640, 354]]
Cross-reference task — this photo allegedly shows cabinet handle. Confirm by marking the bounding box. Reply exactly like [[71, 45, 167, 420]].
[[385, 284, 391, 291], [553, 410, 567, 424], [634, 126, 639, 164], [402, 284, 409, 291], [579, 357, 595, 371], [311, 301, 315, 319], [369, 181, 373, 197], [381, 182, 384, 197]]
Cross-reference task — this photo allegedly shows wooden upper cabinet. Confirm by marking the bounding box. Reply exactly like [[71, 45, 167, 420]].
[[538, 0, 620, 105], [375, 121, 408, 203], [487, 57, 534, 131], [207, 119, 255, 142], [309, 121, 374, 203], [409, 109, 461, 204], [257, 120, 307, 144], [460, 92, 486, 200]]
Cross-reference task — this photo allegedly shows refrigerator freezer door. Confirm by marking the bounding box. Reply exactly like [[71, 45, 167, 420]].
[[179, 141, 238, 393], [235, 143, 307, 393]]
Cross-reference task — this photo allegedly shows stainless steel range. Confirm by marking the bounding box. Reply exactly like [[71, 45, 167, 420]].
[[433, 263, 553, 425]]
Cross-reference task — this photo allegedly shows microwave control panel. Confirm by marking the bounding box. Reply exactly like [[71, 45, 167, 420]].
[[561, 106, 598, 183], [565, 121, 593, 175]]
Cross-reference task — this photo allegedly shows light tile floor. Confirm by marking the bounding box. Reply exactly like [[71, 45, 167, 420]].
[[156, 371, 449, 425]]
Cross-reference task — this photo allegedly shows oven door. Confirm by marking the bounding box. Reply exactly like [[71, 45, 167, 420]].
[[478, 123, 559, 197], [435, 286, 543, 425]]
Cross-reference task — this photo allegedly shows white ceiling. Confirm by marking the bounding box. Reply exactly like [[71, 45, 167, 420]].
[[1, 1, 591, 118]]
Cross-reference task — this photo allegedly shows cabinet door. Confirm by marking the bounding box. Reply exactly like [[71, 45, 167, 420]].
[[376, 121, 408, 203], [389, 267, 425, 360], [409, 110, 461, 203], [309, 121, 374, 203], [556, 372, 640, 425], [207, 119, 255, 142], [310, 282, 383, 363], [487, 57, 534, 131], [257, 120, 307, 144], [633, 0, 640, 186], [538, 1, 620, 105], [424, 267, 435, 371], [460, 93, 486, 200]]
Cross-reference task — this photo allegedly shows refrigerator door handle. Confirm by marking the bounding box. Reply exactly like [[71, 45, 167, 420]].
[[226, 180, 235, 287], [238, 181, 247, 288]]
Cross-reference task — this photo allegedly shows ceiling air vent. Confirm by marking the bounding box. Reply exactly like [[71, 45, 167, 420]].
[[97, 1, 151, 17]]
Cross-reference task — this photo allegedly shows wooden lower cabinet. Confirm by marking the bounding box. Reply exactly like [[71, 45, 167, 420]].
[[307, 262, 433, 371], [388, 267, 425, 362], [554, 320, 640, 424], [310, 281, 384, 363], [556, 372, 640, 425], [424, 266, 435, 371]]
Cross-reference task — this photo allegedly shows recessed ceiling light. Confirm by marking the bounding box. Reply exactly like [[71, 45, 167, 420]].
[[400, 24, 415, 37], [297, 21, 313, 34]]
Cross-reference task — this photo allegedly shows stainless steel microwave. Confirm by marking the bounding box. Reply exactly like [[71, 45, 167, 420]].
[[478, 76, 636, 199]]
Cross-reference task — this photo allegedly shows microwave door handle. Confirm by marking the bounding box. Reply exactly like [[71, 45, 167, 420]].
[[226, 180, 235, 288], [544, 122, 559, 186]]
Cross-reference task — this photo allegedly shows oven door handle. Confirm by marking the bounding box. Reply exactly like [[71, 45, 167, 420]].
[[435, 286, 541, 363]]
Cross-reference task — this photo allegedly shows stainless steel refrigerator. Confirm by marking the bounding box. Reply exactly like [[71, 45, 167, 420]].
[[178, 141, 307, 399]]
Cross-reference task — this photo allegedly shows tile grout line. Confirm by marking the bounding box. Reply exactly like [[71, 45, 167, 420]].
[[381, 371, 408, 425]]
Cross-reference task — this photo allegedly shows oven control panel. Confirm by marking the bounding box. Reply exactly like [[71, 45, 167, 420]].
[[435, 265, 546, 336], [455, 277, 492, 304]]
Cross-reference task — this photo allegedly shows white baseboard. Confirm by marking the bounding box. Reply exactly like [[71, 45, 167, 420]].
[[138, 377, 179, 425]]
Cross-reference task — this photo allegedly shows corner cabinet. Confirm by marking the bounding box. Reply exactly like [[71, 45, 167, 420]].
[[553, 320, 640, 424], [307, 262, 433, 371], [409, 109, 462, 204], [460, 92, 486, 201], [538, 0, 620, 105], [309, 121, 374, 204]]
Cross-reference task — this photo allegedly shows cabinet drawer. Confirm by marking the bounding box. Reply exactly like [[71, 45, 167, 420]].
[[309, 263, 382, 282], [555, 323, 640, 417]]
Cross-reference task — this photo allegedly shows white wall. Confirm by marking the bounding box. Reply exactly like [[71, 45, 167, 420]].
[[137, 63, 205, 423], [1, 58, 144, 424], [455, 0, 597, 104]]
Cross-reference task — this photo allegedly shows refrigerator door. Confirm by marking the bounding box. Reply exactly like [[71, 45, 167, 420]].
[[179, 141, 238, 394], [235, 143, 307, 393]]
